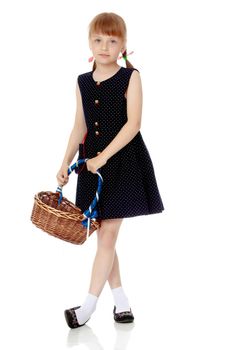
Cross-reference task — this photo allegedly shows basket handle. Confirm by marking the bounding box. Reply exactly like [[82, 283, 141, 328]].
[[56, 157, 103, 241]]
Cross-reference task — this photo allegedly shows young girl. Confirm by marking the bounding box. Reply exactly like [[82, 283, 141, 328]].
[[56, 12, 165, 328]]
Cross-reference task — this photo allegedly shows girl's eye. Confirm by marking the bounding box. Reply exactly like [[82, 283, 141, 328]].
[[94, 38, 117, 43]]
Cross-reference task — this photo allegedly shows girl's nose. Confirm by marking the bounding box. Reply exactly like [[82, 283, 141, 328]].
[[101, 42, 108, 50]]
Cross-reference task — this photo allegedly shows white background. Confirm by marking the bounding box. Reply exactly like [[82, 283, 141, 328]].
[[0, 0, 232, 349]]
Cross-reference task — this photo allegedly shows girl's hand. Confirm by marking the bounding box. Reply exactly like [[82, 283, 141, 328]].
[[86, 154, 107, 174], [56, 163, 69, 187]]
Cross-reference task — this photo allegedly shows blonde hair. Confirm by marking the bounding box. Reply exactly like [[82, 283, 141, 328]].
[[88, 12, 134, 71]]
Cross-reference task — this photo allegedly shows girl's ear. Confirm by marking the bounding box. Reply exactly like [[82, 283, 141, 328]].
[[122, 42, 126, 51], [121, 46, 126, 55]]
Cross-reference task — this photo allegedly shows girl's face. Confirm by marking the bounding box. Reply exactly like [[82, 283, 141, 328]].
[[89, 33, 125, 65]]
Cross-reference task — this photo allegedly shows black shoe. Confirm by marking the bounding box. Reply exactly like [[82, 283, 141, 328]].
[[64, 305, 90, 329], [113, 305, 134, 323]]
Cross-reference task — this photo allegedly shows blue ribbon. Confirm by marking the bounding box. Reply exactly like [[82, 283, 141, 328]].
[[56, 186, 63, 206], [81, 208, 99, 228], [55, 158, 103, 239]]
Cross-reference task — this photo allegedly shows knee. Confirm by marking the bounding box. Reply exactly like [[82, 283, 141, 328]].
[[96, 218, 123, 250], [97, 229, 118, 250]]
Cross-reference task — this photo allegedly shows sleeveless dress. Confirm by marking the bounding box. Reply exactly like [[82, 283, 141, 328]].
[[75, 66, 165, 220]]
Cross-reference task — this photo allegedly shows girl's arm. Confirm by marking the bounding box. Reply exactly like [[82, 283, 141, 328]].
[[61, 80, 87, 167], [100, 70, 142, 163]]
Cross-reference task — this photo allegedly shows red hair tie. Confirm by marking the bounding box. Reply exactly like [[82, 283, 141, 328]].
[[118, 50, 134, 61]]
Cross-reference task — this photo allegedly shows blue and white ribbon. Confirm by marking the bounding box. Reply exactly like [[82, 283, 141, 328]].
[[56, 158, 103, 240]]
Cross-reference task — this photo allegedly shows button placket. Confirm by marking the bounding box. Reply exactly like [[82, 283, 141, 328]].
[[94, 97, 100, 135], [94, 85, 101, 154]]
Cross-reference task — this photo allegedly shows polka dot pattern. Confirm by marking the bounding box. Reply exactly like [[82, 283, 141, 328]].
[[75, 66, 165, 219]]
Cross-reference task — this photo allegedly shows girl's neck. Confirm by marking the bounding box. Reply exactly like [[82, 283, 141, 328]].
[[94, 63, 121, 75]]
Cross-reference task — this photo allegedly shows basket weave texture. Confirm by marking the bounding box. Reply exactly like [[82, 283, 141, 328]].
[[31, 190, 101, 245]]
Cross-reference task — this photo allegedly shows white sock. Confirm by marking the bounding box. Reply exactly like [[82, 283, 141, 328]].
[[75, 293, 98, 325], [111, 286, 131, 313]]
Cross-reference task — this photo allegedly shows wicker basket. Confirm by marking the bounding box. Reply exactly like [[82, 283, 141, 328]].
[[31, 158, 103, 245]]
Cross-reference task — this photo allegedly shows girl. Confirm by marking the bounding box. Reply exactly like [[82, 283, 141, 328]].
[[56, 12, 164, 328]]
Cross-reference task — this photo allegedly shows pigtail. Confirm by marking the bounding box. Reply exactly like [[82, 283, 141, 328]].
[[122, 49, 134, 69], [92, 59, 97, 71]]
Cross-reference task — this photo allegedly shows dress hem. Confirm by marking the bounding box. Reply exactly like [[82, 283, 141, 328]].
[[96, 208, 165, 220]]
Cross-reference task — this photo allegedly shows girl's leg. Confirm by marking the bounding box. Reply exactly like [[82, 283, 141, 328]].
[[74, 218, 123, 324], [107, 250, 132, 313], [107, 250, 121, 288], [88, 218, 124, 296], [94, 222, 132, 312]]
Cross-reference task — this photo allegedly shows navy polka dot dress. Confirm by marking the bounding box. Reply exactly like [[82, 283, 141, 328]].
[[75, 66, 165, 220]]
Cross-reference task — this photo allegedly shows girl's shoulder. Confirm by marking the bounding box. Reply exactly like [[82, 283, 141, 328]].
[[121, 67, 140, 75], [125, 67, 140, 72]]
